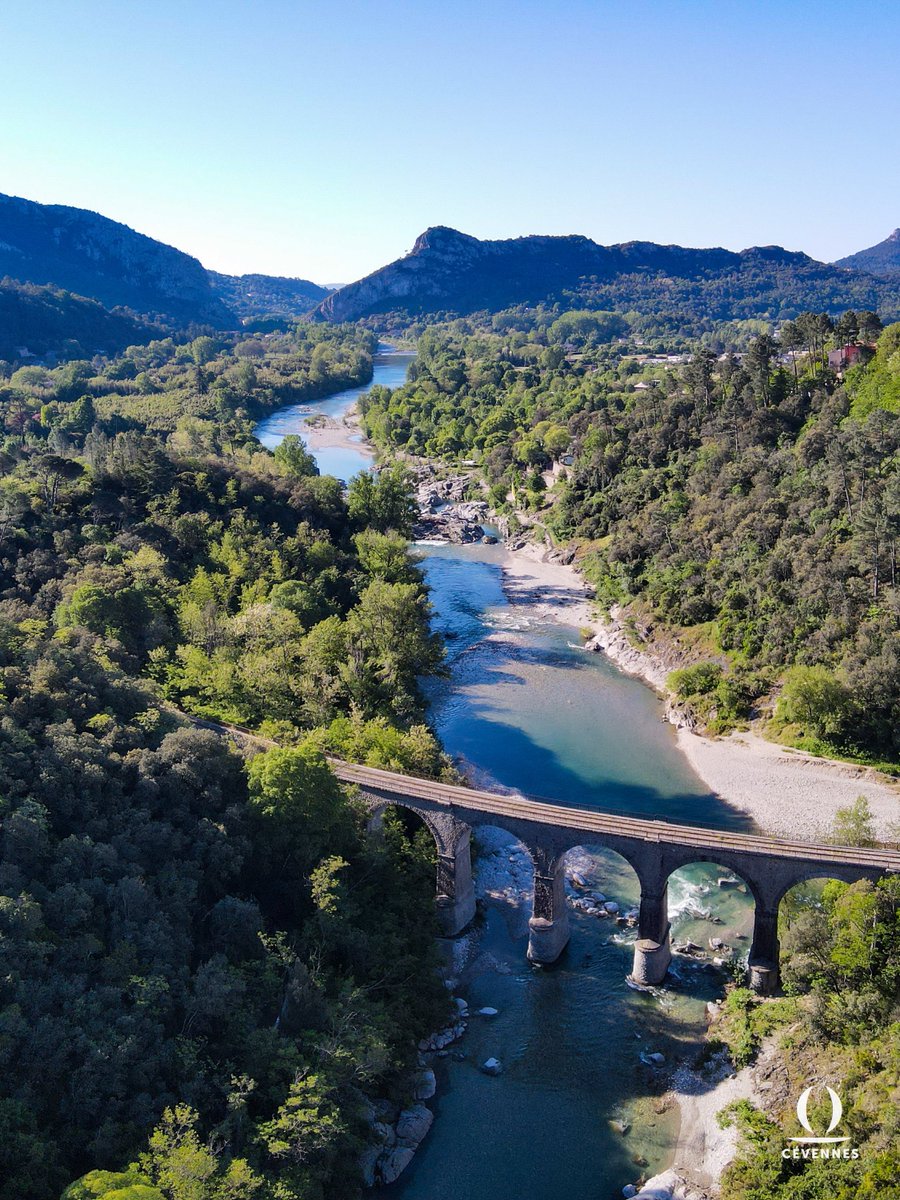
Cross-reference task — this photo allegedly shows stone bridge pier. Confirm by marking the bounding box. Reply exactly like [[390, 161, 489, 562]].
[[632, 887, 672, 986], [433, 817, 477, 936], [525, 844, 570, 964]]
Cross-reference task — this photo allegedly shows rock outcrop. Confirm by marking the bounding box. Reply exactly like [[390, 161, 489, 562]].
[[412, 467, 491, 543]]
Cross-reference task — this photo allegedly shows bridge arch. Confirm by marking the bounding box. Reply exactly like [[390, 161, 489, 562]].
[[469, 824, 535, 906], [334, 758, 899, 993], [664, 859, 755, 981], [561, 844, 642, 922], [362, 797, 477, 937]]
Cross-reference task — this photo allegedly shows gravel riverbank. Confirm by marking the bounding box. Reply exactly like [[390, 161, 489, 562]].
[[492, 539, 899, 842]]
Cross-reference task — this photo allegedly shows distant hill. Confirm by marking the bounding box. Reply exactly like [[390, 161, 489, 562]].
[[0, 277, 155, 360], [835, 229, 900, 278], [0, 192, 233, 327], [315, 226, 900, 324], [208, 271, 330, 320]]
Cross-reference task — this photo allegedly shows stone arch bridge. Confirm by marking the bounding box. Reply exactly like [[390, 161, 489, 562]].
[[331, 759, 900, 995]]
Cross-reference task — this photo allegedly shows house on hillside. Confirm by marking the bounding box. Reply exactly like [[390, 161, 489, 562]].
[[828, 343, 874, 371]]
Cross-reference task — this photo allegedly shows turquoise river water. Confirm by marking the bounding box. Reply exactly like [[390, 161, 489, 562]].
[[256, 348, 756, 1200]]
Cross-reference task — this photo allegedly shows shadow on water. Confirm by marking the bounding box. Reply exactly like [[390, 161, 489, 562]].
[[428, 635, 756, 834]]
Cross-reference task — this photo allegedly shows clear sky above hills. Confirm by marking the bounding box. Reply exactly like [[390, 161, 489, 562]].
[[2, 0, 897, 284]]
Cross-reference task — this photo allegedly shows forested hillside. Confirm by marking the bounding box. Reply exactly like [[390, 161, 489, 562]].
[[209, 272, 330, 321], [361, 309, 900, 767], [316, 225, 900, 325], [0, 193, 233, 327], [0, 327, 450, 1200], [0, 277, 157, 360], [835, 227, 900, 278]]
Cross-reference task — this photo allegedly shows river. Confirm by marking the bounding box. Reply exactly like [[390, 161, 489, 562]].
[[255, 347, 755, 1199]]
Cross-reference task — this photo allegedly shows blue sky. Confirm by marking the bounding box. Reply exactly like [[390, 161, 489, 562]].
[[1, 1, 897, 283]]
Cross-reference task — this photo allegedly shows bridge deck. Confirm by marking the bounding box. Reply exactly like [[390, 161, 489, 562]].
[[330, 759, 900, 871]]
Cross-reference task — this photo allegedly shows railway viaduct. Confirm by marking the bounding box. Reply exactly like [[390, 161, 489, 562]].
[[330, 759, 900, 994]]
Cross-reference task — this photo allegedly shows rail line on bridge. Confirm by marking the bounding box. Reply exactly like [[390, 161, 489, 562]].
[[189, 713, 900, 993]]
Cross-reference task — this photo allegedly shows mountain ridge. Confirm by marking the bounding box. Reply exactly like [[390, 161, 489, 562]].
[[835, 228, 900, 278], [315, 225, 900, 324], [208, 270, 330, 320], [0, 192, 234, 327]]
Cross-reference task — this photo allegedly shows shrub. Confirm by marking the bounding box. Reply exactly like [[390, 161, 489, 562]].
[[668, 660, 723, 698]]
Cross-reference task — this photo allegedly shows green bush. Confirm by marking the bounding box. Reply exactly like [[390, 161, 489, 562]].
[[777, 665, 851, 738], [668, 660, 723, 698]]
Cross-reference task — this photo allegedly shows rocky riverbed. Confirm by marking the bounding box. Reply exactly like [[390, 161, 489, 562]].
[[411, 466, 498, 544]]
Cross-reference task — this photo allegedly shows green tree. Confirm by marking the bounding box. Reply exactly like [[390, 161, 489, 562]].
[[273, 434, 318, 479], [776, 665, 851, 739], [347, 464, 417, 535], [830, 795, 877, 848]]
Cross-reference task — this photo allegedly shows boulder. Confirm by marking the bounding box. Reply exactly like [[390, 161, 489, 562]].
[[359, 1143, 380, 1187], [640, 1051, 665, 1066], [481, 1057, 503, 1076], [477, 1006, 499, 1016], [396, 1103, 434, 1147], [413, 1068, 436, 1100], [378, 1146, 416, 1184], [604, 901, 620, 914], [418, 1020, 465, 1052], [635, 1167, 680, 1197], [372, 1098, 399, 1124], [373, 1120, 395, 1147]]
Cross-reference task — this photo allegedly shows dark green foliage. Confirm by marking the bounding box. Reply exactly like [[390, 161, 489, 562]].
[[714, 875, 900, 1199], [208, 272, 329, 321], [0, 192, 231, 327], [0, 622, 447, 1200], [316, 225, 900, 325], [0, 329, 450, 1199], [0, 277, 156, 359]]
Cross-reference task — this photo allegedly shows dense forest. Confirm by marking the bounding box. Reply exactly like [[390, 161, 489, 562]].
[[0, 325, 451, 1199], [361, 309, 900, 768], [315, 225, 900, 326], [0, 277, 158, 360], [357, 307, 900, 1197]]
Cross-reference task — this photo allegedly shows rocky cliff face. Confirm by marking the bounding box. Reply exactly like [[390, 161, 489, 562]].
[[835, 228, 900, 278], [0, 192, 234, 327], [313, 225, 874, 323]]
